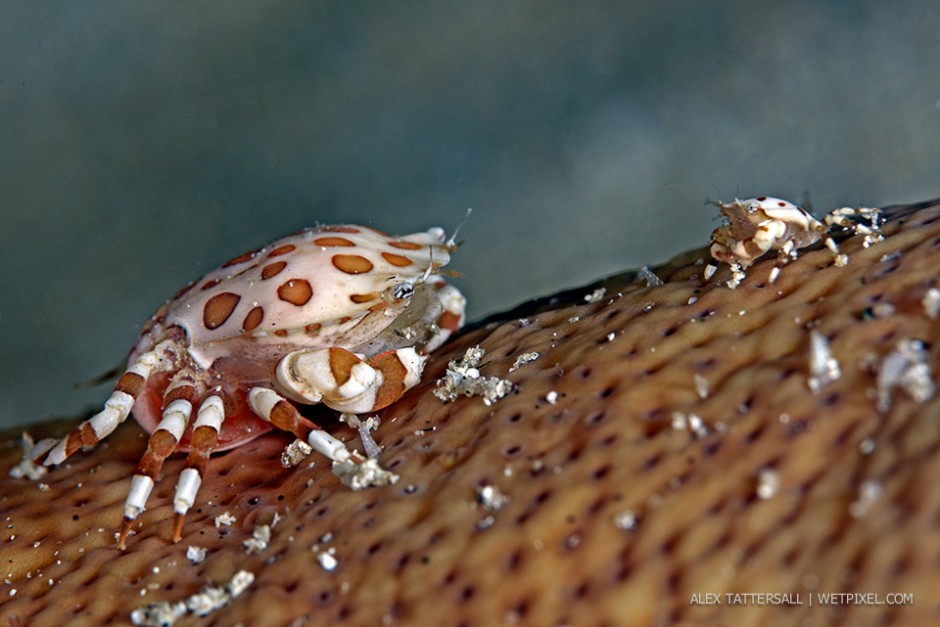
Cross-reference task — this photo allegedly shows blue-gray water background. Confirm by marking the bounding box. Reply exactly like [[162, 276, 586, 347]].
[[2, 1, 939, 427]]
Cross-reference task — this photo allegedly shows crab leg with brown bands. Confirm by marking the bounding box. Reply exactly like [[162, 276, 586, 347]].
[[168, 395, 225, 542], [35, 341, 176, 466], [248, 387, 362, 464], [117, 370, 197, 549]]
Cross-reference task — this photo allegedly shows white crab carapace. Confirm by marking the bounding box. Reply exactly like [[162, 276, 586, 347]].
[[27, 224, 466, 547]]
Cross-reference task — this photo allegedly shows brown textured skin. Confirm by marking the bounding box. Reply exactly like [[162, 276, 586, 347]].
[[2, 200, 940, 626]]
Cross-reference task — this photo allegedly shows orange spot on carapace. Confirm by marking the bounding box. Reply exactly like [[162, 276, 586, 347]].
[[222, 248, 261, 268], [242, 306, 264, 332], [277, 279, 313, 306], [203, 292, 241, 329], [332, 254, 374, 274], [388, 240, 424, 251], [350, 293, 378, 304], [261, 261, 287, 280], [382, 252, 414, 267], [314, 237, 356, 247], [268, 244, 296, 257]]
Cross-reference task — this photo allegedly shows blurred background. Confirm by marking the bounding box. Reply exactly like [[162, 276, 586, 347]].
[[2, 1, 939, 428]]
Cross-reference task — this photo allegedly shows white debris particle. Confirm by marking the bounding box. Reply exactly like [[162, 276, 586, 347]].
[[807, 331, 842, 392], [476, 484, 510, 511], [703, 264, 718, 281], [280, 439, 313, 467], [638, 265, 664, 287], [849, 479, 883, 518], [693, 374, 709, 399], [214, 512, 236, 527], [509, 351, 540, 372], [606, 332, 616, 342], [343, 413, 383, 459], [188, 570, 254, 616], [434, 346, 516, 406], [545, 391, 559, 405], [922, 288, 940, 319], [131, 600, 187, 626], [186, 546, 207, 564], [613, 510, 638, 531], [332, 458, 399, 490], [37, 483, 50, 492], [476, 515, 496, 530], [876, 339, 935, 412], [8, 433, 49, 481], [131, 570, 254, 626], [858, 438, 876, 455], [687, 296, 698, 305], [671, 412, 708, 439], [725, 262, 746, 289], [243, 524, 272, 555], [567, 315, 581, 323], [871, 302, 896, 318], [584, 287, 607, 303], [756, 469, 781, 500], [317, 547, 339, 572]]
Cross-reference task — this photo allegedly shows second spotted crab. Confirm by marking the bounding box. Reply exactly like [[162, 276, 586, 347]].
[[21, 223, 466, 548], [707, 196, 884, 288]]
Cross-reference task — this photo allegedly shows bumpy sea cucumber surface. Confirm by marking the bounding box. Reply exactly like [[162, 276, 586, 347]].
[[2, 199, 939, 626]]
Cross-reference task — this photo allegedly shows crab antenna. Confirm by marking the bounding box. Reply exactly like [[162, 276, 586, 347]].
[[411, 207, 471, 289], [445, 207, 473, 251], [417, 245, 436, 286]]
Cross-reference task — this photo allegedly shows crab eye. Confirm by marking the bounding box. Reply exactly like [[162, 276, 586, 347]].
[[392, 283, 414, 300]]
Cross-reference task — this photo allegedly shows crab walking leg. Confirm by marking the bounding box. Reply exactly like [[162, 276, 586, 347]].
[[248, 387, 360, 464], [171, 394, 224, 542], [824, 236, 848, 267], [35, 343, 173, 466], [117, 372, 197, 549]]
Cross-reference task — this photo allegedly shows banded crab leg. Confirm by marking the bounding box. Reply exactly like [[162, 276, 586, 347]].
[[248, 387, 363, 464], [171, 394, 225, 543], [117, 369, 197, 549], [249, 387, 400, 490], [30, 341, 176, 467]]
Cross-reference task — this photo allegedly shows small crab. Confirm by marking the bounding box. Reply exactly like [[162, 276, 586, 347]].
[[706, 196, 874, 287], [24, 223, 466, 548]]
